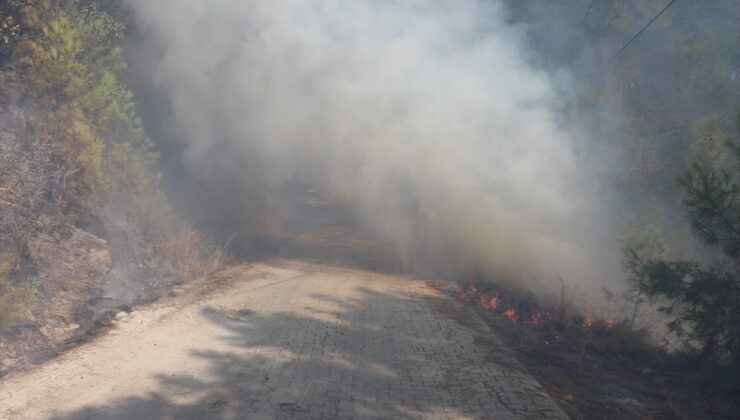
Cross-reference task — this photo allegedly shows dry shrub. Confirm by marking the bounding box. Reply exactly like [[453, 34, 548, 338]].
[[159, 225, 233, 283], [0, 251, 37, 330]]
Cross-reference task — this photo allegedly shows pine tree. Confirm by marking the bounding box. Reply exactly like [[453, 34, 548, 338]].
[[624, 114, 740, 365], [12, 0, 158, 222]]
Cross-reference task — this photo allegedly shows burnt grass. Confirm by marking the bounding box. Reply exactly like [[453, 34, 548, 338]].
[[447, 283, 739, 420]]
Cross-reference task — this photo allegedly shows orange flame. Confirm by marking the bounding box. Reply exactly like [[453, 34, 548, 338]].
[[480, 294, 499, 309], [468, 283, 478, 293], [582, 315, 594, 328], [503, 308, 518, 323], [530, 312, 543, 325]]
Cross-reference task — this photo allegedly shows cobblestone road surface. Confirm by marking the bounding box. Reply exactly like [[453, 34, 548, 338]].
[[1, 261, 567, 419]]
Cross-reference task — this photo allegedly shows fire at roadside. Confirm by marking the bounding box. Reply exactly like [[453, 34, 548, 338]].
[[444, 281, 739, 420], [453, 281, 612, 330]]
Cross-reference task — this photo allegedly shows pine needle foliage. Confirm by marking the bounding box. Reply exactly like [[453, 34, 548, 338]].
[[11, 0, 158, 222], [624, 115, 740, 366]]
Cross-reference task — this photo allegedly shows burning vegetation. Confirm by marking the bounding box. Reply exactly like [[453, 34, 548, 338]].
[[447, 277, 739, 419], [0, 0, 739, 418], [455, 282, 612, 330]]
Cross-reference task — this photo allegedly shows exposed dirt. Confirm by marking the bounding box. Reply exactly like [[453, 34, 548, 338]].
[[0, 222, 179, 377]]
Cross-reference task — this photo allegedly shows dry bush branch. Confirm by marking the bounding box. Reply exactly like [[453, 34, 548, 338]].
[[159, 225, 233, 283]]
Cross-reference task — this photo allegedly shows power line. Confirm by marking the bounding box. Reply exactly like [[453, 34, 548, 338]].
[[609, 0, 678, 62]]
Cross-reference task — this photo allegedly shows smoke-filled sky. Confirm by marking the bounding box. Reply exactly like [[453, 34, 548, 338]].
[[125, 0, 623, 290]]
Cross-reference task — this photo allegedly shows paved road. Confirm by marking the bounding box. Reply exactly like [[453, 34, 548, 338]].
[[0, 261, 567, 419]]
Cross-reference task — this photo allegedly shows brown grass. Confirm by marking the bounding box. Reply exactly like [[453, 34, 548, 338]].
[[159, 225, 234, 283]]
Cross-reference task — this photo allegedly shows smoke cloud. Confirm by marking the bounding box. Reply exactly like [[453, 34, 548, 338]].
[[124, 0, 621, 290]]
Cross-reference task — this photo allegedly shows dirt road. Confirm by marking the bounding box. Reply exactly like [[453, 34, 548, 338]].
[[0, 261, 567, 419]]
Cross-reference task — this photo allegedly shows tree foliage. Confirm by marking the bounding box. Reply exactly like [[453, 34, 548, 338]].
[[0, 0, 161, 327], [9, 0, 158, 222], [624, 116, 740, 365]]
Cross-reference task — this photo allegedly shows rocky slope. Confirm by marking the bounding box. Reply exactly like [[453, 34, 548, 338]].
[[0, 115, 172, 374]]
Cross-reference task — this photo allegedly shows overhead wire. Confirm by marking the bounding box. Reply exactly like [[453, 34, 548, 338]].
[[566, 0, 679, 109], [609, 0, 678, 62]]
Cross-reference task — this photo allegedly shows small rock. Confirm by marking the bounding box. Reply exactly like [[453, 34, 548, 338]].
[[18, 309, 36, 323], [92, 237, 108, 247], [39, 326, 51, 338], [614, 397, 643, 413], [115, 311, 127, 321], [641, 368, 652, 375], [68, 323, 80, 331], [0, 358, 14, 368]]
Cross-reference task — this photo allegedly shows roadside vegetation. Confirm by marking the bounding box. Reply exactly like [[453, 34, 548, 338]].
[[0, 0, 737, 416], [0, 252, 36, 330], [453, 118, 740, 416], [0, 0, 156, 329], [0, 0, 226, 373], [474, 2, 740, 417], [622, 117, 740, 386]]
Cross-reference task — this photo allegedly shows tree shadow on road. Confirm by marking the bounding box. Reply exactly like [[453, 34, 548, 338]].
[[51, 280, 551, 419]]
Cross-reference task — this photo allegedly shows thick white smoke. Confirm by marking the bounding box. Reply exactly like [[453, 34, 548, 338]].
[[126, 0, 620, 289]]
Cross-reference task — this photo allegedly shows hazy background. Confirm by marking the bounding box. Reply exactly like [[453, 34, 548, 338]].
[[122, 0, 704, 294]]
